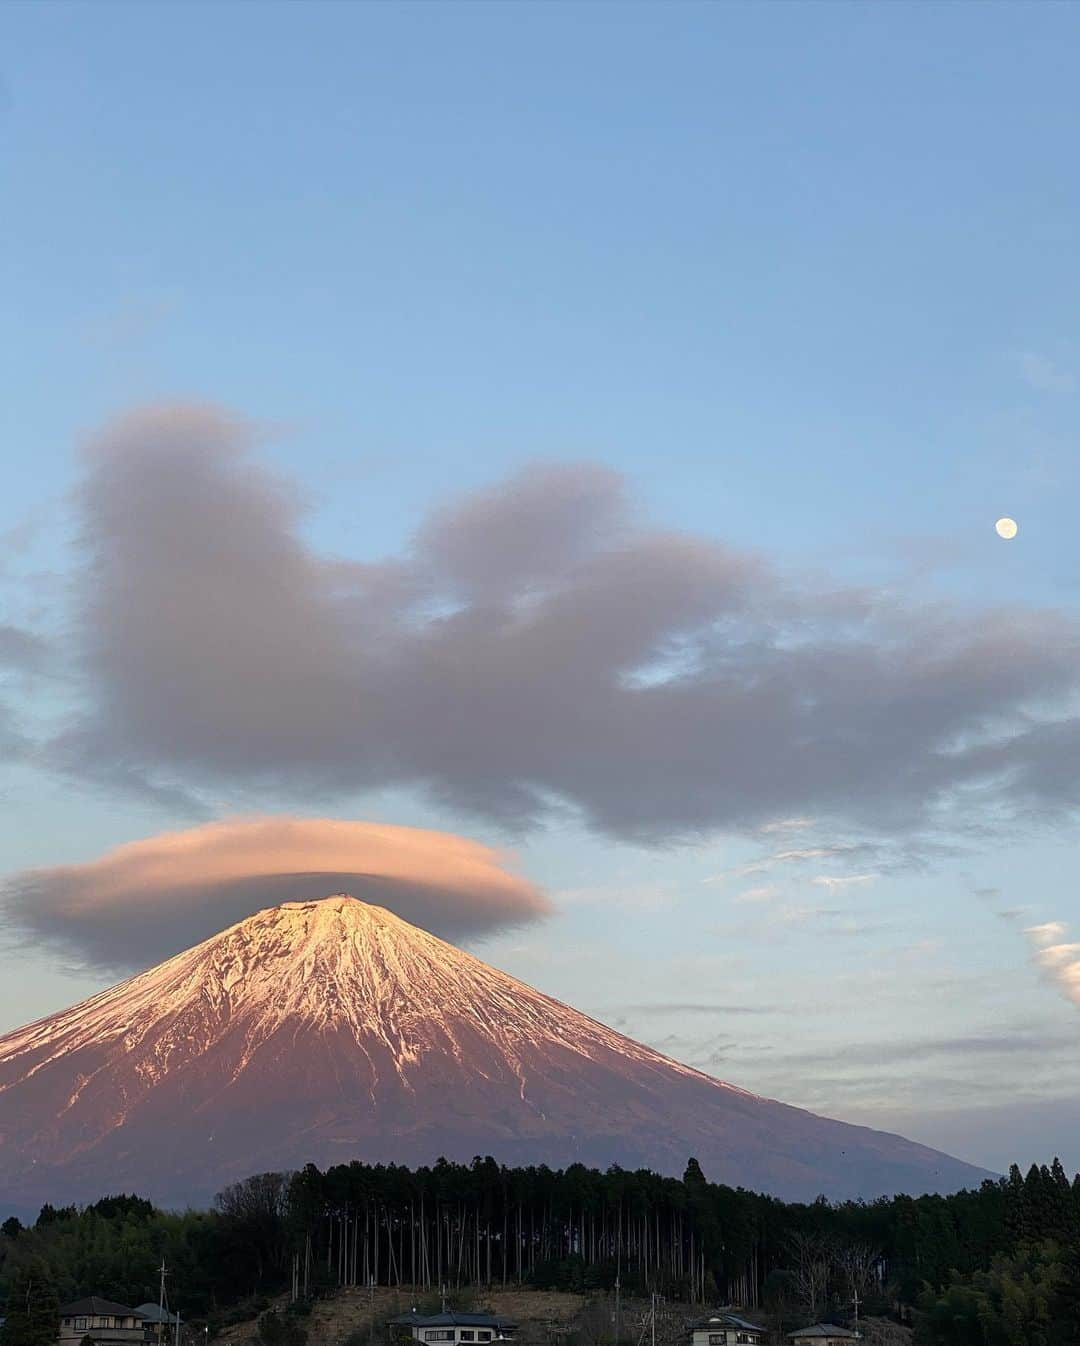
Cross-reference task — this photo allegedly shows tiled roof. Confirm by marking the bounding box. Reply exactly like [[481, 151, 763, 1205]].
[[134, 1303, 181, 1323], [788, 1325, 856, 1340], [59, 1297, 141, 1318], [391, 1313, 518, 1329], [695, 1314, 766, 1333]]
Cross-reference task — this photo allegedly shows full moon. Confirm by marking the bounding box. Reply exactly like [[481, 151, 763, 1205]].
[[995, 517, 1018, 540]]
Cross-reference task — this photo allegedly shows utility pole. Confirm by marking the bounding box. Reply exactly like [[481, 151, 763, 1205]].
[[852, 1291, 861, 1340], [614, 1275, 621, 1346], [158, 1260, 168, 1346]]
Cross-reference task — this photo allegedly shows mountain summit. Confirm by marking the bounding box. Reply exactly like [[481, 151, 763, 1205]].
[[0, 895, 988, 1209]]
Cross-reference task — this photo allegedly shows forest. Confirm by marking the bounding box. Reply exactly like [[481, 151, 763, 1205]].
[[1, 1157, 1078, 1345]]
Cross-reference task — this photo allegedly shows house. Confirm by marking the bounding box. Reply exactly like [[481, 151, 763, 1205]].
[[390, 1312, 519, 1346], [787, 1326, 858, 1346], [691, 1313, 768, 1346], [58, 1297, 147, 1343], [133, 1303, 183, 1341]]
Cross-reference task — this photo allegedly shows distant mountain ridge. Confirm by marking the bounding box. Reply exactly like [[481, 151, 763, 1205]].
[[0, 895, 991, 1210]]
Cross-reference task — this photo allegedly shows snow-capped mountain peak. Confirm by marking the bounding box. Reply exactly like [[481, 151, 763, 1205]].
[[0, 894, 990, 1211]]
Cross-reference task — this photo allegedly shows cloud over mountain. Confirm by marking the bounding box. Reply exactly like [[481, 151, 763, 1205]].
[[2, 817, 550, 971], [56, 402, 1080, 841]]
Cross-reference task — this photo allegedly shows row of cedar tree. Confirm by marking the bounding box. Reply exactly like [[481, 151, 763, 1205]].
[[2, 1157, 1080, 1344]]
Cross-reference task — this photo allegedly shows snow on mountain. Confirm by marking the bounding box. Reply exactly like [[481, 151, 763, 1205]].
[[0, 895, 990, 1210]]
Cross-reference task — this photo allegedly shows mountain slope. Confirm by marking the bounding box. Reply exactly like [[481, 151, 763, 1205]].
[[0, 895, 990, 1209]]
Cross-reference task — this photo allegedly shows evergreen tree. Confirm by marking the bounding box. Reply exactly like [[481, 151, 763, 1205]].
[[1057, 1236, 1080, 1345], [0, 1259, 59, 1346], [1004, 1164, 1026, 1242]]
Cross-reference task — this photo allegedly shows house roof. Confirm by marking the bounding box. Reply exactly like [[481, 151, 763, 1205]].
[[391, 1313, 518, 1329], [59, 1297, 142, 1318], [695, 1314, 766, 1334], [788, 1326, 857, 1340], [134, 1303, 182, 1323]]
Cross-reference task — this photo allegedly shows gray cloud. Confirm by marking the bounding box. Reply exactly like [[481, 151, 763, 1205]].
[[0, 624, 50, 673], [0, 710, 27, 767], [54, 403, 1080, 842], [762, 1029, 1076, 1071], [0, 625, 42, 766], [0, 518, 39, 576], [2, 816, 551, 972]]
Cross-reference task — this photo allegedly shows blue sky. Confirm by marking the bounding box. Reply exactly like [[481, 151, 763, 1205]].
[[1, 1, 1079, 1179]]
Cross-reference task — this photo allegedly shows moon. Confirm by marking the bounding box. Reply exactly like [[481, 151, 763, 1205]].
[[995, 517, 1018, 540]]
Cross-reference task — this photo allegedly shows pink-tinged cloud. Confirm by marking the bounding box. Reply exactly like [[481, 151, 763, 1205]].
[[2, 817, 551, 971], [1025, 922, 1080, 1008]]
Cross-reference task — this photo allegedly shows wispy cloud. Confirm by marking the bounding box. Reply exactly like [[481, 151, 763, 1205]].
[[1017, 351, 1075, 394], [755, 1027, 1077, 1074], [722, 902, 887, 941], [735, 884, 781, 903], [810, 873, 878, 890], [772, 905, 884, 936], [1025, 921, 1080, 1007], [557, 882, 676, 912], [708, 844, 881, 883], [1026, 921, 1068, 946]]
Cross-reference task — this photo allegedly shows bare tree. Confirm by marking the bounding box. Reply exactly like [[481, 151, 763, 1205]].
[[837, 1242, 880, 1308], [787, 1232, 834, 1322]]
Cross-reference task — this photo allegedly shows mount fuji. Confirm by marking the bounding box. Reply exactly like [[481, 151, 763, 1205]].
[[0, 895, 990, 1211]]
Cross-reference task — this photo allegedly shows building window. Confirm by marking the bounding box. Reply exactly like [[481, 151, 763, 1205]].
[[709, 1335, 727, 1345], [478, 1334, 492, 1341], [460, 1333, 475, 1341], [75, 1320, 88, 1331], [424, 1333, 455, 1342]]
